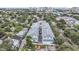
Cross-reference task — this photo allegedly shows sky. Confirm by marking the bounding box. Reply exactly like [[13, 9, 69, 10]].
[[0, 0, 79, 8]]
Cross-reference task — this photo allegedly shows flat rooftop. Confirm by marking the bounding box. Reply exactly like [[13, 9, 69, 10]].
[[27, 21, 55, 45]]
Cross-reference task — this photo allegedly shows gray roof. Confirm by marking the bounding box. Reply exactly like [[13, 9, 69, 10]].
[[16, 28, 28, 38], [41, 21, 54, 44], [27, 23, 39, 42], [27, 21, 55, 45], [12, 28, 28, 47]]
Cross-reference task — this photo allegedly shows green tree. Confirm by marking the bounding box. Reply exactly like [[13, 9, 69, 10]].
[[57, 19, 66, 30], [64, 29, 71, 37], [54, 37, 64, 45], [14, 26, 23, 33], [26, 36, 35, 51], [0, 40, 12, 51], [74, 25, 79, 30]]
